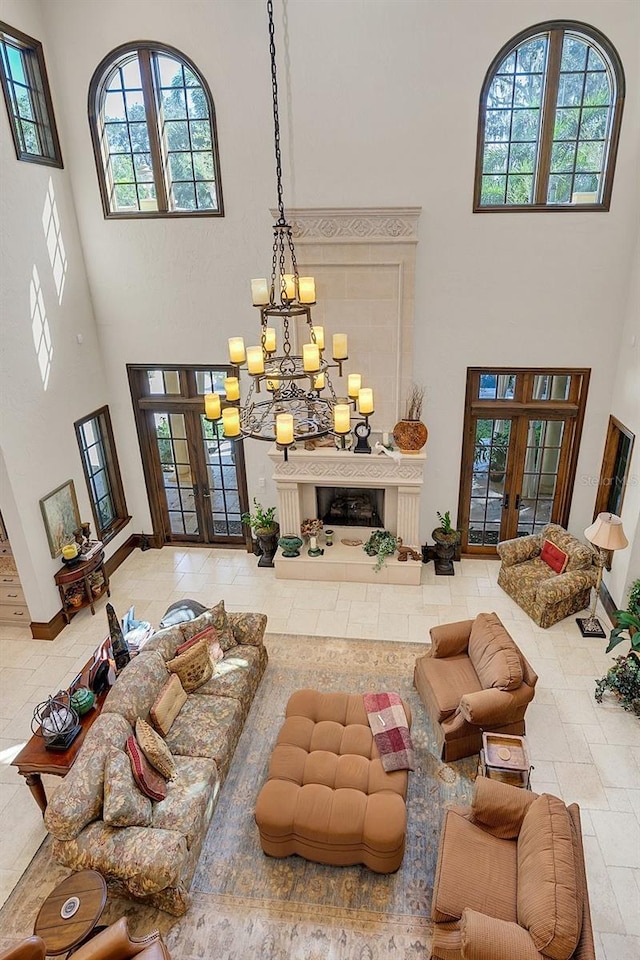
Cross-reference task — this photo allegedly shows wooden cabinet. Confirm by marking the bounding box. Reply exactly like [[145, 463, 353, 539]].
[[0, 534, 31, 627], [54, 551, 111, 624]]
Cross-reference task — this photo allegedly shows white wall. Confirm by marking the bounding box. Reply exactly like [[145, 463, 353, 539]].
[[1, 0, 638, 619], [0, 0, 130, 621]]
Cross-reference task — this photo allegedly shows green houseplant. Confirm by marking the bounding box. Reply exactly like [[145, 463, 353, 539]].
[[595, 580, 640, 717], [432, 511, 460, 576], [363, 530, 399, 572], [241, 499, 279, 567]]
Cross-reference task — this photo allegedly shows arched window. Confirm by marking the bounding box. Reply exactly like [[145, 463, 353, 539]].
[[474, 21, 624, 211], [88, 42, 223, 218]]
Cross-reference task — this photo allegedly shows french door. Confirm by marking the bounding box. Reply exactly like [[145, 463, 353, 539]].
[[128, 366, 250, 546], [458, 369, 590, 554]]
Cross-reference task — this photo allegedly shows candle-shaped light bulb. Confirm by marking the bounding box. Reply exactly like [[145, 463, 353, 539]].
[[313, 372, 325, 390], [276, 413, 294, 446], [358, 387, 374, 415], [281, 274, 296, 300], [264, 327, 277, 352], [332, 333, 348, 360], [299, 277, 316, 303], [266, 376, 280, 392], [251, 278, 270, 306], [312, 325, 325, 351], [228, 337, 246, 364], [222, 407, 240, 437], [334, 404, 351, 434], [348, 373, 362, 399], [246, 346, 265, 374], [224, 377, 240, 401], [303, 343, 320, 372], [205, 393, 221, 420]]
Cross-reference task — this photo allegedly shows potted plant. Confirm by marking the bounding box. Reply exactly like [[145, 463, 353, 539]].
[[392, 385, 428, 455], [476, 430, 509, 483], [241, 499, 279, 567], [363, 530, 399, 572], [595, 581, 640, 717], [432, 510, 460, 576]]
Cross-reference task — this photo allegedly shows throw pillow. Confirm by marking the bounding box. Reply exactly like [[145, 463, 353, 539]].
[[540, 539, 569, 575], [467, 612, 523, 692], [135, 717, 176, 781], [159, 598, 208, 628], [167, 638, 213, 692], [103, 747, 152, 827], [126, 736, 167, 801], [176, 625, 225, 666], [207, 600, 236, 652], [150, 674, 187, 736]]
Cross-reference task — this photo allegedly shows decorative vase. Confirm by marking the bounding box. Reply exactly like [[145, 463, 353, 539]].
[[392, 419, 428, 454], [106, 602, 131, 674], [278, 534, 303, 558], [432, 528, 460, 576], [70, 687, 96, 716], [256, 524, 279, 567]]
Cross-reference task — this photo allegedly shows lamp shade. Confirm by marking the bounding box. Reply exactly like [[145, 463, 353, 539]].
[[584, 513, 628, 551]]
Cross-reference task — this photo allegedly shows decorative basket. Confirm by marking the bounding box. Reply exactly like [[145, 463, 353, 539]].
[[392, 419, 428, 454], [167, 639, 213, 692]]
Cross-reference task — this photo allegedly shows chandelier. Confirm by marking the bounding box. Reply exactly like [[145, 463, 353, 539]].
[[204, 0, 373, 460]]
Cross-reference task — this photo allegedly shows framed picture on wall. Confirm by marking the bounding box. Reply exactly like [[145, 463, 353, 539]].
[[40, 480, 81, 558]]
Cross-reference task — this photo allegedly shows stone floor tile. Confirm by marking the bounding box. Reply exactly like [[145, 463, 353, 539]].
[[553, 688, 601, 725], [554, 761, 609, 810], [377, 613, 409, 641], [600, 933, 640, 959], [564, 723, 595, 763], [285, 609, 320, 635], [347, 601, 379, 625], [316, 610, 349, 638], [582, 835, 626, 933], [590, 811, 640, 868], [526, 703, 573, 761], [604, 788, 634, 813], [590, 744, 640, 790], [607, 867, 640, 935]]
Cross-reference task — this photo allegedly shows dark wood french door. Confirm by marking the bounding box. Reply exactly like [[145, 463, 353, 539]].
[[458, 368, 590, 555], [128, 365, 250, 546]]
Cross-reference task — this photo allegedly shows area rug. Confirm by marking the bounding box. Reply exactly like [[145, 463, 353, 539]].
[[0, 634, 478, 959]]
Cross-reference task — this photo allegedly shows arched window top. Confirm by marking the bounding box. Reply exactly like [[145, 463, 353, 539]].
[[474, 21, 625, 212], [89, 41, 223, 218]]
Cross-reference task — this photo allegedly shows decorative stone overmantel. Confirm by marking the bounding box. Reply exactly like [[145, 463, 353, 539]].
[[275, 207, 422, 244], [269, 445, 426, 584]]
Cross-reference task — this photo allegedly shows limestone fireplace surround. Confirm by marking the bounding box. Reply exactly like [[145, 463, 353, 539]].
[[269, 446, 426, 584]]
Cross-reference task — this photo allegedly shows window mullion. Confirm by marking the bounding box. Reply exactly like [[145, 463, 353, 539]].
[[535, 30, 563, 205], [139, 50, 169, 212]]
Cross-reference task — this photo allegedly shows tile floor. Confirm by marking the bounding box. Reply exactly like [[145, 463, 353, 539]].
[[0, 546, 638, 959]]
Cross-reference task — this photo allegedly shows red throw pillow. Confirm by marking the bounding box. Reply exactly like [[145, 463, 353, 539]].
[[176, 625, 223, 661], [540, 539, 569, 574], [126, 736, 167, 802]]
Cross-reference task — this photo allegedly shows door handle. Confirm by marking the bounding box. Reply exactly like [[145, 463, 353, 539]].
[[202, 488, 211, 500], [503, 493, 510, 509], [192, 483, 199, 497], [515, 493, 521, 510]]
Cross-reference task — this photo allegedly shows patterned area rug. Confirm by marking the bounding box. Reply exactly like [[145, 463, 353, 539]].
[[0, 634, 477, 959]]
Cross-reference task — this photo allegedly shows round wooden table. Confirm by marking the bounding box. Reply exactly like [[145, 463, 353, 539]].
[[34, 870, 107, 956]]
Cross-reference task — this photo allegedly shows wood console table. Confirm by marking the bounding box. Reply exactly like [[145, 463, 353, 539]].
[[11, 656, 109, 814], [54, 551, 110, 624]]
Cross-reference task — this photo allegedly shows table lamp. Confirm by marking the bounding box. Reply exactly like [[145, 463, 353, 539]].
[[577, 512, 628, 638]]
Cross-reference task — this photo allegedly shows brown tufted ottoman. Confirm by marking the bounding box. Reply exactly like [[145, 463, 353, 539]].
[[255, 689, 411, 873]]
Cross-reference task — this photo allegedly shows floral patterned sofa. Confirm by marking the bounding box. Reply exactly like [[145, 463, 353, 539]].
[[44, 607, 267, 916], [497, 523, 596, 628]]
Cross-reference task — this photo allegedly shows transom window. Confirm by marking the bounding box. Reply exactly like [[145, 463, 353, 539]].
[[88, 42, 223, 218], [474, 21, 624, 211], [0, 21, 62, 167]]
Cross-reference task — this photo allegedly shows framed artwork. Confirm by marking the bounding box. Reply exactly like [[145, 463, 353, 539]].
[[40, 480, 81, 558]]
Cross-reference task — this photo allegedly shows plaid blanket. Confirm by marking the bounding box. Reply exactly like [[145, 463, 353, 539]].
[[363, 692, 415, 772]]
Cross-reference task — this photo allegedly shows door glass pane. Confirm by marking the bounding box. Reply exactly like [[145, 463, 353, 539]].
[[517, 419, 564, 537], [469, 418, 512, 545], [153, 412, 198, 535], [201, 416, 242, 537]]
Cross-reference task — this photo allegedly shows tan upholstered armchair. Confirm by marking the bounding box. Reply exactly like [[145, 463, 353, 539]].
[[430, 778, 595, 960], [497, 523, 596, 628], [414, 613, 537, 762]]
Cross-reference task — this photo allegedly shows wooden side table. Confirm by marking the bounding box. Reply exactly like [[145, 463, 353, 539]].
[[54, 551, 110, 624], [34, 870, 107, 956], [11, 656, 109, 814], [478, 732, 532, 789]]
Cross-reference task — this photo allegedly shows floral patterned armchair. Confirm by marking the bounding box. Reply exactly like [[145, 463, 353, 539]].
[[497, 523, 596, 628]]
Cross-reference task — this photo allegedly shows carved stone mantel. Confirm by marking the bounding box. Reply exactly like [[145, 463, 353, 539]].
[[273, 207, 422, 244]]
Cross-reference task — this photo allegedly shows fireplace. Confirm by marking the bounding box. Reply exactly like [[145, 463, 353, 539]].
[[317, 486, 384, 528]]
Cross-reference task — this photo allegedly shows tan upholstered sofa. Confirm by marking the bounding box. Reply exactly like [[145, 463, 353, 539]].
[[414, 613, 537, 762], [430, 777, 595, 960], [497, 523, 596, 628], [44, 608, 267, 916]]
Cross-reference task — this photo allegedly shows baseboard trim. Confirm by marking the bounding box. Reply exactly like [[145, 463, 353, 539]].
[[31, 534, 140, 640]]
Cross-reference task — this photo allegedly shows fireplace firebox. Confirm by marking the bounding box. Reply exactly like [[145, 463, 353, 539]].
[[316, 487, 384, 528]]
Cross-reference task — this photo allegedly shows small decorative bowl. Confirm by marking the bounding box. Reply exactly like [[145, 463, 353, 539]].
[[278, 535, 303, 558]]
